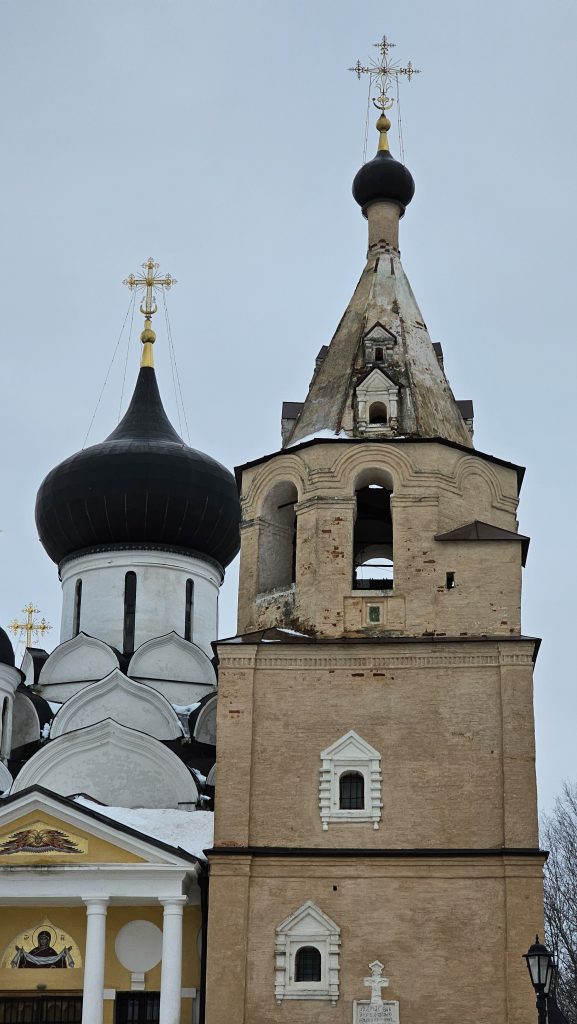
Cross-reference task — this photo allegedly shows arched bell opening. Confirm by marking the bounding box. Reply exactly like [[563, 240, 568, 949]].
[[369, 401, 388, 425], [258, 480, 299, 593], [353, 476, 393, 591]]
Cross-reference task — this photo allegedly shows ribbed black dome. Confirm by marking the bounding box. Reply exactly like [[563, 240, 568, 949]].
[[35, 367, 241, 569], [0, 627, 15, 667], [352, 149, 415, 214]]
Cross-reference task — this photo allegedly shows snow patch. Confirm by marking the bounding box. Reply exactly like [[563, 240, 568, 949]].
[[286, 429, 348, 448], [73, 797, 214, 860]]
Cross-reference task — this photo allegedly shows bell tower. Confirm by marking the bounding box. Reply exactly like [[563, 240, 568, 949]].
[[205, 43, 544, 1024]]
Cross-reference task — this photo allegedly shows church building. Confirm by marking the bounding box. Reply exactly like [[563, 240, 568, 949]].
[[0, 44, 544, 1024]]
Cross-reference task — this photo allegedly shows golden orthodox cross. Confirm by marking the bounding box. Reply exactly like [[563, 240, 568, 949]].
[[123, 258, 177, 367], [349, 34, 420, 112], [123, 258, 176, 320], [9, 603, 52, 648]]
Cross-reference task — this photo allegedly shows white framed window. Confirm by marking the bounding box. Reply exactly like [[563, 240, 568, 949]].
[[275, 901, 340, 1004], [319, 730, 382, 830]]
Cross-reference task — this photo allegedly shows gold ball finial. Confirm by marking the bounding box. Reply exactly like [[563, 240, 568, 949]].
[[140, 319, 156, 345], [376, 113, 391, 152]]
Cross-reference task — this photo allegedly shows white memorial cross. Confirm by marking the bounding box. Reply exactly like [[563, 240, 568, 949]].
[[363, 960, 390, 1005]]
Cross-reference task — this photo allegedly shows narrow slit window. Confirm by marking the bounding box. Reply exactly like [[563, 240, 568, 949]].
[[73, 578, 82, 637], [446, 571, 456, 590], [123, 571, 137, 654], [339, 771, 365, 810], [185, 578, 194, 641], [295, 946, 321, 982]]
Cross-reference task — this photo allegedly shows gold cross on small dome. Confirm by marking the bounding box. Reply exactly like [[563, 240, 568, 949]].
[[9, 603, 52, 648]]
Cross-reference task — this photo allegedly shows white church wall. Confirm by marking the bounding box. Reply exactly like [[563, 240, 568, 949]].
[[12, 719, 199, 808], [0, 664, 21, 761], [60, 548, 221, 658], [128, 633, 216, 705], [50, 669, 183, 741], [11, 691, 41, 750], [37, 633, 119, 702]]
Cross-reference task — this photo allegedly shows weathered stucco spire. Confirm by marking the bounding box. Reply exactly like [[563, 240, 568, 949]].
[[283, 74, 473, 450]]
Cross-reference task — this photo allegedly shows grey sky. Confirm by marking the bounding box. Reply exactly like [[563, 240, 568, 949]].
[[1, 0, 575, 813]]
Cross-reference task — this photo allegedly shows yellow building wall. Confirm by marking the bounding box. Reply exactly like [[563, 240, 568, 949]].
[[0, 903, 201, 1024]]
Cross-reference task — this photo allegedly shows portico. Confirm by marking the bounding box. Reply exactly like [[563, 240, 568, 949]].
[[0, 789, 207, 1024]]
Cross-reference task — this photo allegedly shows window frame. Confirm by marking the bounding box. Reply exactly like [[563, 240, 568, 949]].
[[319, 730, 382, 830], [275, 901, 340, 1004]]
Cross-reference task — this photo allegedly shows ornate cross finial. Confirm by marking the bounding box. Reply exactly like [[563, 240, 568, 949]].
[[349, 34, 420, 112], [9, 603, 52, 649], [123, 258, 177, 368]]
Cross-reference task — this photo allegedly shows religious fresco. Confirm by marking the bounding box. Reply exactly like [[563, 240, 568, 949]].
[[2, 921, 81, 970], [0, 819, 87, 858]]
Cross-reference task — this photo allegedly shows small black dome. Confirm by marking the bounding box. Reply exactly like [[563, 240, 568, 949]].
[[353, 149, 415, 214], [0, 627, 15, 667], [35, 367, 241, 570]]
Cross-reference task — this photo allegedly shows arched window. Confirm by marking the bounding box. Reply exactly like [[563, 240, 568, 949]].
[[369, 401, 388, 424], [339, 771, 365, 810], [184, 578, 194, 641], [73, 578, 82, 637], [123, 571, 137, 654], [295, 946, 322, 982], [353, 477, 393, 590], [258, 481, 298, 593]]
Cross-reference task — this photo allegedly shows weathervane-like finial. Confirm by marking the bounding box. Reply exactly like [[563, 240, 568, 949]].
[[349, 34, 420, 114], [123, 258, 177, 368]]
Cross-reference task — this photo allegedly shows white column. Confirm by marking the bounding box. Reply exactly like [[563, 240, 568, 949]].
[[159, 896, 187, 1024], [82, 898, 109, 1024]]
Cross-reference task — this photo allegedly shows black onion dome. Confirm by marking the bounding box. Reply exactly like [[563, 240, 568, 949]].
[[35, 367, 241, 569], [0, 626, 15, 667], [353, 149, 415, 214]]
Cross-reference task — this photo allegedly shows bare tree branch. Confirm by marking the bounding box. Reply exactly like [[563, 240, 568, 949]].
[[543, 782, 577, 1023]]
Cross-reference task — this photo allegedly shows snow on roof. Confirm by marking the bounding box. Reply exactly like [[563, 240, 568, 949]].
[[74, 797, 214, 861], [286, 428, 347, 448]]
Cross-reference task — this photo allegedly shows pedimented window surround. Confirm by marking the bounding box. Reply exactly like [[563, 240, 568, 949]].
[[275, 901, 340, 1004], [355, 368, 400, 435], [319, 730, 382, 830]]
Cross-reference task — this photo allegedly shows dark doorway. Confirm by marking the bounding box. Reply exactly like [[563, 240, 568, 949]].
[[115, 992, 160, 1024], [0, 996, 83, 1023]]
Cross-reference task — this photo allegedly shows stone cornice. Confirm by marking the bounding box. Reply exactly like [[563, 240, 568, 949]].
[[217, 638, 538, 671]]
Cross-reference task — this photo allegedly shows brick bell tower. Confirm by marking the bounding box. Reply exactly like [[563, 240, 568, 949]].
[[204, 72, 545, 1024]]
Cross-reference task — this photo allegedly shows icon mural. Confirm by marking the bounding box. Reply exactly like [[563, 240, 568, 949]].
[[3, 921, 82, 971]]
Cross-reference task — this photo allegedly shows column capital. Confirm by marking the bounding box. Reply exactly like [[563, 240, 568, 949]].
[[159, 896, 187, 911], [83, 897, 109, 911]]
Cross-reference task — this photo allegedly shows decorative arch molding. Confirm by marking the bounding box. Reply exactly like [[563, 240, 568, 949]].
[[319, 730, 382, 830], [206, 763, 216, 786], [192, 693, 217, 745], [50, 669, 182, 741], [243, 455, 309, 519], [275, 900, 340, 1004], [453, 455, 516, 514], [38, 633, 119, 694], [332, 444, 414, 497], [11, 719, 199, 808], [128, 631, 216, 705]]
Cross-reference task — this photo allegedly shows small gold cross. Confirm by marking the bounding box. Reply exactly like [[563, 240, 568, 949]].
[[9, 603, 52, 649], [123, 258, 176, 319], [349, 34, 420, 112], [123, 258, 177, 367]]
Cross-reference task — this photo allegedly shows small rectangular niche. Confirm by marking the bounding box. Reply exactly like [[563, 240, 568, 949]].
[[368, 605, 382, 624], [446, 571, 456, 590]]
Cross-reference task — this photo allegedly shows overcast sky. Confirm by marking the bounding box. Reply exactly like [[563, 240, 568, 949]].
[[1, 0, 575, 813]]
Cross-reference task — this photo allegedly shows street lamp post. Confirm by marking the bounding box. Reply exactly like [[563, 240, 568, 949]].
[[524, 935, 556, 1024]]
